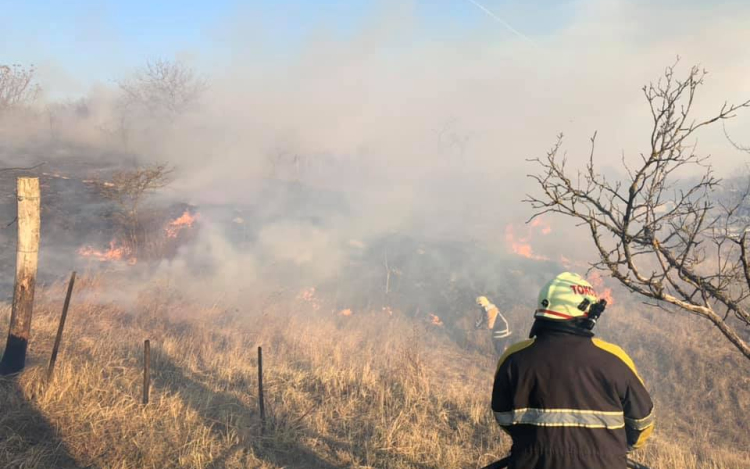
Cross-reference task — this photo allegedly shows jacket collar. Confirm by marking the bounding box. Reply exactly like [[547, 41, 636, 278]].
[[528, 318, 594, 339]]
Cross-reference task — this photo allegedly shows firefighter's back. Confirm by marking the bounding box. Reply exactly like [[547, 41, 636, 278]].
[[494, 329, 641, 469]]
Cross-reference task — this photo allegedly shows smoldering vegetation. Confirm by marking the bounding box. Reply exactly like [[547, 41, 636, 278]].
[[1, 1, 750, 467], [3, 2, 750, 311]]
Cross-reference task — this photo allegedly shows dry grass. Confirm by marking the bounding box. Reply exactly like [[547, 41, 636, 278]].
[[0, 275, 749, 469]]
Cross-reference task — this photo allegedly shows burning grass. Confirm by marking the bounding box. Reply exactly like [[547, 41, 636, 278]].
[[77, 239, 137, 265], [0, 276, 748, 469], [165, 210, 199, 239]]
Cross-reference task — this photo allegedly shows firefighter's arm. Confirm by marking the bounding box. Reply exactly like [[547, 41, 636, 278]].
[[623, 372, 655, 450], [592, 339, 655, 450], [616, 349, 655, 450], [491, 356, 514, 436], [475, 307, 486, 329], [491, 339, 534, 435]]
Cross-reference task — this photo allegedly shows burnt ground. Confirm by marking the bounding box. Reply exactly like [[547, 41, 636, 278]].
[[0, 143, 557, 330], [1, 146, 130, 293]]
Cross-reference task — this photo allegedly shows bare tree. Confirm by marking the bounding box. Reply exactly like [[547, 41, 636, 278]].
[[723, 121, 750, 154], [117, 59, 207, 120], [0, 64, 41, 111], [526, 61, 750, 360], [95, 164, 173, 257]]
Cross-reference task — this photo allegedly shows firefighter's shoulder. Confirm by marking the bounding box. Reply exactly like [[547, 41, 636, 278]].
[[591, 338, 644, 383], [495, 338, 536, 371]]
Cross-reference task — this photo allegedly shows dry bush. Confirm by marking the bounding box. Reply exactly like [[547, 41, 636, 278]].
[[0, 64, 40, 112], [118, 59, 207, 119], [94, 164, 174, 259], [0, 276, 748, 469], [0, 64, 44, 143]]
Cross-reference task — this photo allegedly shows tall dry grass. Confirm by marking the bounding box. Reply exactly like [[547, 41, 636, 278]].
[[0, 275, 748, 469]]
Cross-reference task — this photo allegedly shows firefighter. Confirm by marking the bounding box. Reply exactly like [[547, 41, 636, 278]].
[[475, 296, 512, 355], [492, 272, 654, 469]]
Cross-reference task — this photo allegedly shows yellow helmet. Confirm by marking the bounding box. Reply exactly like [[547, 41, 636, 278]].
[[476, 296, 491, 308], [535, 272, 599, 321]]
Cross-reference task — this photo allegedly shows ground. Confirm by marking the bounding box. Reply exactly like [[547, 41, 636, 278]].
[[0, 275, 749, 469]]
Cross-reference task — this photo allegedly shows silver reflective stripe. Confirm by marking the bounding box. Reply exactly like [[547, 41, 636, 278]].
[[497, 314, 509, 330], [494, 408, 625, 429], [493, 313, 510, 339], [625, 409, 655, 430]]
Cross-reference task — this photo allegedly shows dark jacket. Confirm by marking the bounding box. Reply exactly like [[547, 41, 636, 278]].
[[491, 321, 654, 469]]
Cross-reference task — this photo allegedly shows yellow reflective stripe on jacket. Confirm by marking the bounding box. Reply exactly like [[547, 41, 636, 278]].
[[625, 409, 655, 430], [496, 338, 535, 371], [592, 338, 644, 385], [631, 424, 655, 449], [494, 408, 625, 429]]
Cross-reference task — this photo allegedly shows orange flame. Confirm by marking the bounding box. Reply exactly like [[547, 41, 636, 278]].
[[599, 288, 614, 305], [530, 217, 552, 235], [165, 211, 199, 238], [588, 271, 615, 305], [78, 240, 137, 265], [504, 223, 549, 261], [339, 308, 353, 317], [429, 313, 444, 326]]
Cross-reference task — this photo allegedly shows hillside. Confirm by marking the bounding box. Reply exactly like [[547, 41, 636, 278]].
[[1, 276, 748, 469], [4, 2, 750, 467]]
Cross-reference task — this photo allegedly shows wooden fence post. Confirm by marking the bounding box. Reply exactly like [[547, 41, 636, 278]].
[[0, 177, 41, 375], [143, 340, 151, 405], [258, 346, 266, 434], [47, 271, 76, 381]]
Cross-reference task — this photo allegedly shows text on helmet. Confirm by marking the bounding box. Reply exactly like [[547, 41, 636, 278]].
[[570, 285, 597, 296]]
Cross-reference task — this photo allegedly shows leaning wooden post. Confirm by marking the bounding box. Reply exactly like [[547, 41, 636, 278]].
[[258, 346, 266, 434], [0, 178, 41, 375], [143, 340, 151, 405], [47, 271, 77, 381]]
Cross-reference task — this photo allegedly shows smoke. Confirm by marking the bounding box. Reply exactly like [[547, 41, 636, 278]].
[[2, 0, 750, 313]]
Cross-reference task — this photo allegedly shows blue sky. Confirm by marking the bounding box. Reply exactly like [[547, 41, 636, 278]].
[[1, 0, 739, 97], [0, 0, 576, 90]]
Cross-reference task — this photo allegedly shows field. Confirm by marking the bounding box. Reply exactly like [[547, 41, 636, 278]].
[[1, 274, 749, 469], [3, 2, 750, 467]]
